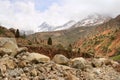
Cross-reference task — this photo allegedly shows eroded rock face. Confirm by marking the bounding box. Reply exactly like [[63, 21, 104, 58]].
[[53, 54, 69, 65]]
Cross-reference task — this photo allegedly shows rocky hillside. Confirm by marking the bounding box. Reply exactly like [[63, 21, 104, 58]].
[[0, 37, 120, 80], [27, 14, 112, 47], [27, 26, 97, 47], [0, 26, 15, 37], [74, 15, 120, 58]]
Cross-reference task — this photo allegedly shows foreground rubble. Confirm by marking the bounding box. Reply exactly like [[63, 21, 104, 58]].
[[0, 38, 120, 80]]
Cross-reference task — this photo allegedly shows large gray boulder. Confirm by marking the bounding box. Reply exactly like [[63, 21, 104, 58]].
[[0, 37, 27, 57], [92, 58, 119, 67], [70, 57, 88, 70], [0, 48, 12, 56], [0, 38, 17, 46], [0, 38, 18, 56], [53, 54, 69, 65], [26, 52, 50, 63], [92, 58, 112, 67]]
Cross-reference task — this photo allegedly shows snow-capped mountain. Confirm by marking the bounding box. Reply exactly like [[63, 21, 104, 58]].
[[37, 20, 76, 32], [74, 14, 111, 27], [36, 14, 111, 32], [54, 20, 76, 31], [37, 22, 54, 32]]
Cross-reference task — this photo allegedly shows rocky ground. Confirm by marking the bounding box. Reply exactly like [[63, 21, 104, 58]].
[[0, 37, 120, 80]]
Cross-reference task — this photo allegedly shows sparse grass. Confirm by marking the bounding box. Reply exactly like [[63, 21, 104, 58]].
[[0, 29, 5, 34], [112, 55, 120, 61]]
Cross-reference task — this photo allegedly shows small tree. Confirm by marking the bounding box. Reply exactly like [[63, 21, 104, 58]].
[[78, 48, 80, 54], [22, 31, 26, 39], [47, 37, 52, 45], [67, 44, 72, 52], [15, 29, 20, 38]]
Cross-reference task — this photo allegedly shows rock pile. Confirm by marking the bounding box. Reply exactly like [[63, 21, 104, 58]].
[[0, 38, 120, 80]]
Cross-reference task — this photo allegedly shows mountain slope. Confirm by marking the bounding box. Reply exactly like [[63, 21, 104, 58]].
[[37, 22, 54, 32], [37, 20, 76, 32], [74, 15, 120, 57], [54, 20, 76, 31], [36, 14, 110, 32], [73, 14, 111, 27], [27, 15, 119, 50], [0, 26, 15, 37]]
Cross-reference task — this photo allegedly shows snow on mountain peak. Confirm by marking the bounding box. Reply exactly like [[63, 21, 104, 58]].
[[36, 20, 76, 32], [74, 14, 111, 27], [54, 20, 76, 31], [37, 22, 54, 32], [36, 14, 111, 32]]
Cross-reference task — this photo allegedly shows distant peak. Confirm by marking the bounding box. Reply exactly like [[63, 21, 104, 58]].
[[115, 15, 120, 21], [74, 14, 111, 27]]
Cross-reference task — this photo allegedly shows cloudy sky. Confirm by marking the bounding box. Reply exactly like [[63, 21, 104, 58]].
[[0, 0, 120, 31]]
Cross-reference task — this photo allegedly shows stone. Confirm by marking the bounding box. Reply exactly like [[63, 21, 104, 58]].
[[53, 54, 69, 65], [110, 60, 119, 67], [0, 48, 12, 56], [0, 38, 17, 46], [31, 69, 38, 76], [92, 58, 104, 67], [17, 47, 28, 54], [0, 57, 16, 69], [92, 58, 112, 67], [0, 64, 6, 76], [0, 38, 19, 56], [6, 59, 16, 69], [8, 68, 23, 77], [18, 60, 27, 68], [70, 57, 87, 70], [66, 71, 79, 80], [26, 53, 50, 63]]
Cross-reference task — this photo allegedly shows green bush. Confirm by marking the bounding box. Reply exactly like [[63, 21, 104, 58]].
[[109, 35, 115, 41], [112, 55, 120, 61], [28, 41, 32, 45], [0, 29, 5, 34], [56, 44, 65, 50]]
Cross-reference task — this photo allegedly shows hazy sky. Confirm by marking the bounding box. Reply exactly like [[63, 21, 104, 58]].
[[0, 0, 120, 31]]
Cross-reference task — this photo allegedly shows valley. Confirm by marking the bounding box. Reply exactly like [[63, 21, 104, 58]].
[[0, 14, 120, 80]]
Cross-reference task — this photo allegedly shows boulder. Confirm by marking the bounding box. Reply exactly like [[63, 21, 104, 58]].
[[0, 57, 16, 69], [0, 37, 28, 57], [70, 57, 87, 70], [26, 53, 50, 63], [0, 64, 6, 75], [0, 38, 19, 56], [18, 60, 28, 68], [110, 60, 119, 67], [92, 58, 113, 67], [6, 59, 16, 69], [0, 38, 17, 46], [0, 48, 13, 56], [53, 54, 69, 65], [66, 71, 79, 80], [17, 47, 28, 54], [30, 69, 38, 76]]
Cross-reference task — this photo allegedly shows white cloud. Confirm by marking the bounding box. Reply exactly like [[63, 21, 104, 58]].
[[0, 0, 120, 31]]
